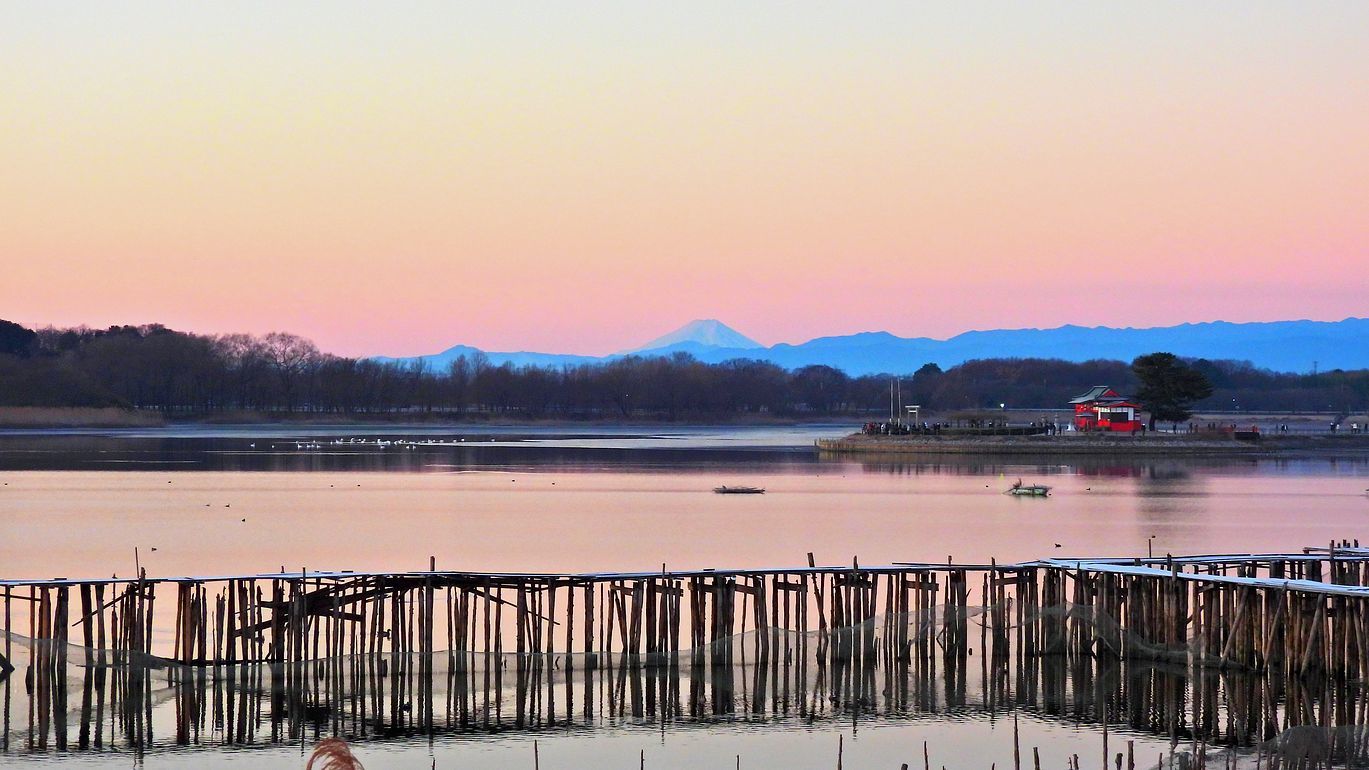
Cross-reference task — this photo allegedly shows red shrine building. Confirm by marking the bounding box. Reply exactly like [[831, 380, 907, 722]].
[[1069, 386, 1145, 432]]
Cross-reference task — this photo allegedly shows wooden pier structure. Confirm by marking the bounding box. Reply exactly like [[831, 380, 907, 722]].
[[6, 543, 1369, 761], [9, 544, 1369, 675]]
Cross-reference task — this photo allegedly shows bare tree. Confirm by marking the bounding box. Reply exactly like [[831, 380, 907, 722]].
[[261, 332, 321, 412]]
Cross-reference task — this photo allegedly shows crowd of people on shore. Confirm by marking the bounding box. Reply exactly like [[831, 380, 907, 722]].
[[862, 421, 946, 435], [860, 418, 1057, 436]]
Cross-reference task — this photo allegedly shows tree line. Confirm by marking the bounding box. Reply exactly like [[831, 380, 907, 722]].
[[0, 319, 1365, 419]]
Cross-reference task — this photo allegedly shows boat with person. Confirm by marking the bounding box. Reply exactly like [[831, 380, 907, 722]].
[[1005, 478, 1051, 497]]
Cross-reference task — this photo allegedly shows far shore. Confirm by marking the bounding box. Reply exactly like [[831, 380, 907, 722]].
[[816, 432, 1369, 456], [3, 407, 1367, 459], [0, 406, 845, 430]]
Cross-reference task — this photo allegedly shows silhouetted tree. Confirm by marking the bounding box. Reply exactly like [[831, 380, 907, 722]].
[[447, 355, 473, 414], [716, 359, 790, 413], [793, 365, 849, 413], [0, 319, 37, 357], [1133, 352, 1214, 430], [262, 332, 321, 411]]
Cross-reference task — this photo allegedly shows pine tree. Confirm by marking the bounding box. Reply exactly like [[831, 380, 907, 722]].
[[1132, 352, 1214, 430]]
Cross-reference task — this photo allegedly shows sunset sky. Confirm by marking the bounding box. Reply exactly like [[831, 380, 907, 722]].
[[2, 2, 1366, 357]]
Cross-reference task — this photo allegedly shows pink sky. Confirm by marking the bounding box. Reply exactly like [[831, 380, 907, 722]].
[[2, 4, 1366, 357]]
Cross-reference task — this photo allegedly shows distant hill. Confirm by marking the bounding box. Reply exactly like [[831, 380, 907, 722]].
[[376, 317, 1369, 375]]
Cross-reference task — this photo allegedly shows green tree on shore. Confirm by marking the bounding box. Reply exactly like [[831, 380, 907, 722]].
[[1132, 352, 1214, 430]]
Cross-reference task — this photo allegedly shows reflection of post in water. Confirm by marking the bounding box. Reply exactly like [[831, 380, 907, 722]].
[[941, 567, 968, 709]]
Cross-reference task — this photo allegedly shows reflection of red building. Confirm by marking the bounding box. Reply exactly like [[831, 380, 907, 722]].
[[1070, 386, 1145, 432]]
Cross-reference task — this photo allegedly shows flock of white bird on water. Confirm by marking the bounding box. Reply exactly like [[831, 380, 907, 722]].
[[262, 438, 473, 451]]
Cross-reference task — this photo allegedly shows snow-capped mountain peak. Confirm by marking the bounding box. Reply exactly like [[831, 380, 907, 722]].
[[623, 319, 762, 353]]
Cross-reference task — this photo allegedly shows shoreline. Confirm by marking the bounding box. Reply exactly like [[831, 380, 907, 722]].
[[0, 406, 857, 430], [816, 433, 1369, 456]]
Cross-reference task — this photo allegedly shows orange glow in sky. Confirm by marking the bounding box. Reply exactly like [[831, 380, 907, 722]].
[[2, 3, 1366, 356]]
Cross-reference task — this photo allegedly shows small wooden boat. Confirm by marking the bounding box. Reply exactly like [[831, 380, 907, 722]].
[[1005, 478, 1051, 497], [714, 485, 765, 494]]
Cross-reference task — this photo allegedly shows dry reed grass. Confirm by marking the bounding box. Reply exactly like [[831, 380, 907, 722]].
[[0, 407, 165, 428], [306, 738, 365, 770]]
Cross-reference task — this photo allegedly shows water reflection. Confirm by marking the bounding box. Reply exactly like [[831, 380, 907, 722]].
[[2, 431, 1367, 476], [3, 430, 1368, 766], [0, 433, 823, 473], [4, 632, 1366, 765], [847, 456, 1319, 480]]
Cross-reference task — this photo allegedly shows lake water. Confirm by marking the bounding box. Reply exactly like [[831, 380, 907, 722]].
[[1, 425, 1367, 768]]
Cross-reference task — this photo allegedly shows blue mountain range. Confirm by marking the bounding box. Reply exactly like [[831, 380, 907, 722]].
[[375, 317, 1369, 376]]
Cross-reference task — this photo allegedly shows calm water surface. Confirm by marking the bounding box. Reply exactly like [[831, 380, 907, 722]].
[[1, 426, 1367, 768]]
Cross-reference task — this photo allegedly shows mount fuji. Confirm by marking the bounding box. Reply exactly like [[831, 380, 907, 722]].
[[619, 319, 762, 354]]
